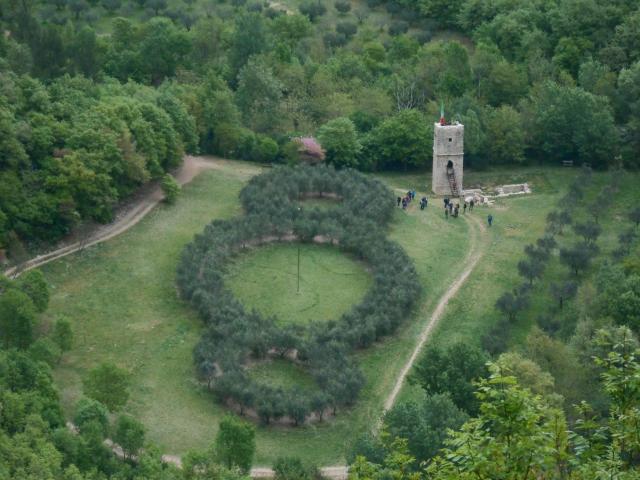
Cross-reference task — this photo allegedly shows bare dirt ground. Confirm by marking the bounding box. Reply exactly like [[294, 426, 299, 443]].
[[25, 162, 486, 479]]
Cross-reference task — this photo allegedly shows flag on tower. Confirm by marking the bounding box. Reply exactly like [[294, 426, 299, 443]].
[[439, 101, 445, 125]]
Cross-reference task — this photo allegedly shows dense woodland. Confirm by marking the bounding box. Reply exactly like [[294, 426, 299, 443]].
[[1, 0, 640, 249]]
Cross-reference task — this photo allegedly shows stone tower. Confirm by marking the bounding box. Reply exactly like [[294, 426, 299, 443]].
[[432, 122, 464, 196]]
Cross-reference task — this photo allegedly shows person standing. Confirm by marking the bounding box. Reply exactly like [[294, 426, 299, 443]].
[[445, 207, 449, 219], [463, 202, 467, 214], [397, 196, 401, 207], [488, 214, 493, 227], [470, 199, 475, 211]]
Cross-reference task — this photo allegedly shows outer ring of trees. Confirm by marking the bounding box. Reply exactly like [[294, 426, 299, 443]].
[[177, 165, 420, 425]]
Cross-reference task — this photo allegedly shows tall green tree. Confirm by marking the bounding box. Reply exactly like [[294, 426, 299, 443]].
[[485, 105, 525, 164], [229, 12, 269, 82], [235, 58, 284, 133], [0, 288, 37, 349], [425, 365, 570, 479], [523, 81, 618, 168], [114, 415, 146, 460], [16, 269, 49, 312], [411, 343, 488, 414], [139, 17, 191, 84], [363, 109, 432, 170], [83, 363, 130, 412], [384, 393, 468, 464], [317, 117, 361, 168], [215, 415, 256, 472]]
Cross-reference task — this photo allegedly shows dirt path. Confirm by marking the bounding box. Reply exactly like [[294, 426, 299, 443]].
[[3, 156, 261, 278], [381, 213, 486, 415]]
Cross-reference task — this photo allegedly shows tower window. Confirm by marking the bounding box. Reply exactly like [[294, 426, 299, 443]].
[[448, 138, 452, 142]]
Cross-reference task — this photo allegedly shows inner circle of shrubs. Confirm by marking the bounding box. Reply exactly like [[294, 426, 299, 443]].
[[177, 165, 420, 425]]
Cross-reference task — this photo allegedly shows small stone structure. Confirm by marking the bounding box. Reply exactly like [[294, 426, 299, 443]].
[[432, 122, 464, 196], [463, 183, 532, 206], [495, 183, 531, 196]]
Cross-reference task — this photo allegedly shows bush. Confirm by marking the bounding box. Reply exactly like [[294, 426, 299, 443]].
[[323, 31, 347, 48], [28, 338, 61, 367], [384, 1, 401, 13], [16, 269, 49, 312], [113, 415, 145, 460], [299, 0, 326, 21], [388, 20, 409, 36], [274, 457, 318, 480], [265, 7, 283, 18], [252, 134, 279, 163], [83, 363, 130, 412], [346, 432, 386, 464], [334, 0, 351, 14], [413, 29, 433, 45], [336, 21, 358, 38], [411, 342, 488, 414], [52, 317, 73, 353], [74, 398, 109, 437], [216, 415, 256, 472], [161, 173, 180, 204], [481, 320, 510, 356], [101, 0, 122, 12], [384, 394, 468, 463]]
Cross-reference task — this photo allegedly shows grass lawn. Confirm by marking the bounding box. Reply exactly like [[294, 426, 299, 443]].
[[41, 161, 472, 465], [226, 243, 372, 327], [41, 161, 637, 466], [249, 358, 320, 394], [395, 166, 640, 405]]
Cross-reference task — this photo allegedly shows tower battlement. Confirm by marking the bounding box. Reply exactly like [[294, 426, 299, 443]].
[[432, 122, 464, 196]]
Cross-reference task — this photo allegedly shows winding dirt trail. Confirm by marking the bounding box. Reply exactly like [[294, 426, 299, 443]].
[[3, 156, 261, 278], [381, 213, 487, 416]]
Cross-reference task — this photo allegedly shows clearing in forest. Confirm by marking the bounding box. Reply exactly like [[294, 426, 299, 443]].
[[40, 162, 636, 466]]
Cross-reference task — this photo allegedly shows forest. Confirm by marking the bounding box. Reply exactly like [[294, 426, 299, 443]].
[[1, 0, 639, 250]]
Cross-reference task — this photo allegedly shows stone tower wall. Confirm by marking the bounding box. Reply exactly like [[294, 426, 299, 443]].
[[432, 123, 464, 196]]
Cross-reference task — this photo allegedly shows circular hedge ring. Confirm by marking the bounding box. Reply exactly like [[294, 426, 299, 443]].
[[177, 165, 420, 425]]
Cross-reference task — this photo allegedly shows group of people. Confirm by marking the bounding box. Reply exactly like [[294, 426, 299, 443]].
[[397, 191, 429, 211], [443, 197, 475, 219], [396, 190, 493, 227]]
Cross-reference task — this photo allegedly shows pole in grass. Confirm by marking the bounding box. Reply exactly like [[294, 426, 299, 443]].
[[297, 206, 301, 294], [297, 244, 300, 294]]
